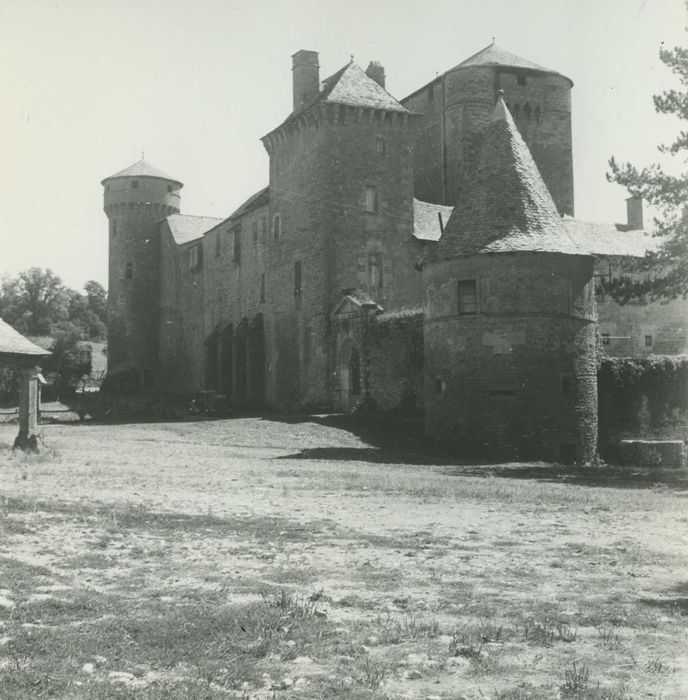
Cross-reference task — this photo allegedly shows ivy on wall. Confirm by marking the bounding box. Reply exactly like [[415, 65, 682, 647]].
[[598, 355, 688, 430]]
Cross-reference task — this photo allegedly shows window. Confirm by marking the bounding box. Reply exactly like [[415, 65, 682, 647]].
[[252, 221, 258, 244], [294, 260, 302, 295], [131, 180, 139, 189], [233, 227, 242, 264], [273, 214, 281, 240], [376, 137, 386, 156], [517, 74, 527, 86], [167, 184, 173, 193], [215, 233, 221, 258], [458, 279, 478, 314], [189, 244, 202, 270], [111, 220, 117, 237], [364, 185, 378, 213], [368, 252, 383, 288], [125, 262, 133, 279], [260, 272, 266, 303], [645, 334, 653, 347], [434, 377, 446, 395]]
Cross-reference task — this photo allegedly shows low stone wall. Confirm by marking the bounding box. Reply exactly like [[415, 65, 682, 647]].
[[620, 439, 685, 469]]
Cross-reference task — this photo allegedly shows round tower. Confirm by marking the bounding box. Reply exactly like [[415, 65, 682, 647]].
[[402, 42, 573, 217], [422, 97, 596, 463], [102, 159, 183, 389], [443, 43, 573, 216]]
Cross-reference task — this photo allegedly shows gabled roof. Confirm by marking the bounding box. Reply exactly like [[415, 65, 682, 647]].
[[166, 214, 224, 245], [0, 317, 51, 360], [102, 159, 183, 186], [455, 41, 572, 85], [427, 96, 584, 261], [413, 199, 454, 242], [331, 290, 382, 317]]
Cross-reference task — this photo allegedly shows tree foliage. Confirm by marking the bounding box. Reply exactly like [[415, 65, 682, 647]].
[[607, 45, 688, 300], [0, 268, 106, 340]]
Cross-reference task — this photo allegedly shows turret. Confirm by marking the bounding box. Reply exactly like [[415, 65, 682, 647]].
[[422, 96, 596, 463], [102, 159, 183, 389]]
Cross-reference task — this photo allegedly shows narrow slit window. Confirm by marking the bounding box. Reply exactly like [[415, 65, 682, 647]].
[[294, 260, 302, 295], [368, 253, 383, 288], [273, 214, 281, 240], [364, 185, 378, 213], [260, 272, 266, 302], [125, 262, 133, 279]]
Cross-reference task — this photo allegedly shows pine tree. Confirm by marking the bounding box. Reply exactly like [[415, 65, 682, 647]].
[[607, 45, 688, 301]]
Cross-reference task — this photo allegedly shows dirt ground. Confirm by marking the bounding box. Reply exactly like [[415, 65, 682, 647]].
[[1, 417, 687, 699]]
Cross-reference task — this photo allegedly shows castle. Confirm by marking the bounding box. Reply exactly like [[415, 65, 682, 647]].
[[102, 43, 688, 462]]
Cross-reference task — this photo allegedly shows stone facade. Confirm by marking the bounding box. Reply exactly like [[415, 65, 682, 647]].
[[101, 43, 684, 462]]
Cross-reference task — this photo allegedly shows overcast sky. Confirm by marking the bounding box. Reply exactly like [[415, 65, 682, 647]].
[[1, 0, 685, 291]]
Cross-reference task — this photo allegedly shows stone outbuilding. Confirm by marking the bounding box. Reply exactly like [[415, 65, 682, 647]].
[[421, 95, 598, 463], [0, 317, 51, 451]]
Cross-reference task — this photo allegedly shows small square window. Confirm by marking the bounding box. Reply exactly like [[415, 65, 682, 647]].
[[131, 180, 139, 189], [645, 334, 653, 347], [364, 186, 378, 213], [458, 279, 478, 314], [517, 74, 527, 86]]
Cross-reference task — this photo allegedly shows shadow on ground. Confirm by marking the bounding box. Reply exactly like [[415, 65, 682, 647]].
[[640, 581, 688, 615]]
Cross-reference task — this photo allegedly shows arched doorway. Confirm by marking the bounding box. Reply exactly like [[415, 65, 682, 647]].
[[338, 339, 361, 412]]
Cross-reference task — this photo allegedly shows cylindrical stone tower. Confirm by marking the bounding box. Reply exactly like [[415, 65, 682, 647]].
[[422, 96, 597, 463], [102, 159, 182, 389], [402, 42, 574, 217]]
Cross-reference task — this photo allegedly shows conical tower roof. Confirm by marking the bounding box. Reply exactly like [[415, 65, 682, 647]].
[[427, 95, 582, 261], [101, 159, 183, 187], [455, 41, 572, 86]]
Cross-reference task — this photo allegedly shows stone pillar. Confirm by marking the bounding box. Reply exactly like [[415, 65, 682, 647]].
[[14, 365, 41, 451]]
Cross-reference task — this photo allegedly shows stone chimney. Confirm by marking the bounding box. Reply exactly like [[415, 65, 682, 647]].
[[366, 61, 386, 88], [292, 50, 320, 113], [626, 196, 644, 230]]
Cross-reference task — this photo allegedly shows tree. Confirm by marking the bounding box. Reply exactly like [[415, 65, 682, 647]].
[[84, 280, 107, 327], [0, 268, 68, 335], [607, 45, 688, 301], [42, 330, 92, 396]]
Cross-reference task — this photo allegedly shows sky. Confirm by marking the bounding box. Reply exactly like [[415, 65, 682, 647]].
[[0, 0, 686, 291]]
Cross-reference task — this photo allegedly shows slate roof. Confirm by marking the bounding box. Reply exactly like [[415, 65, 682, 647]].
[[426, 97, 584, 262], [318, 62, 409, 113], [560, 218, 658, 258], [413, 199, 454, 242], [102, 159, 183, 186], [166, 214, 224, 245], [267, 61, 409, 138], [228, 187, 269, 221], [455, 42, 572, 85], [0, 318, 51, 360]]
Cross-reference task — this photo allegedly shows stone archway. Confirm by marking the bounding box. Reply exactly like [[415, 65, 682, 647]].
[[338, 339, 361, 412]]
